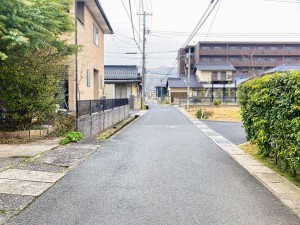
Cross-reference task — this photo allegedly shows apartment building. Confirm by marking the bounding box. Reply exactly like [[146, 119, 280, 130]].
[[178, 41, 300, 78], [67, 0, 113, 111]]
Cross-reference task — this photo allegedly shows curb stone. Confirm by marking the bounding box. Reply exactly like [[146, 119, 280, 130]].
[[179, 108, 300, 218]]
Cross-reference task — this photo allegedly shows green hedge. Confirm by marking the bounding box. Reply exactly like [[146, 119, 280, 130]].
[[238, 72, 300, 174]]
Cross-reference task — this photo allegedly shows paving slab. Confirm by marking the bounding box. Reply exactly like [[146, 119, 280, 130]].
[[267, 182, 300, 195], [232, 154, 264, 166], [0, 211, 19, 225], [0, 169, 64, 183], [0, 179, 53, 196], [254, 172, 285, 183], [15, 161, 65, 173], [42, 145, 97, 167], [276, 193, 300, 209], [0, 194, 34, 211], [0, 158, 25, 172], [244, 165, 277, 174], [222, 146, 246, 155], [0, 139, 60, 158]]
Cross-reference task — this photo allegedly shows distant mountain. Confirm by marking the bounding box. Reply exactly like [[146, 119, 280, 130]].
[[145, 67, 178, 92]]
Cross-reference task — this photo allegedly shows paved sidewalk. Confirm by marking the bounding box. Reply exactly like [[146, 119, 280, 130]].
[[0, 138, 102, 224], [180, 108, 300, 218]]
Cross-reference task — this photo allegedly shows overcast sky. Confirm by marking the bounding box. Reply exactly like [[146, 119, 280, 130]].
[[101, 0, 300, 68]]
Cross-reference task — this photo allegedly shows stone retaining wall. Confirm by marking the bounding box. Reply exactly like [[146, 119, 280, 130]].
[[77, 105, 129, 138]]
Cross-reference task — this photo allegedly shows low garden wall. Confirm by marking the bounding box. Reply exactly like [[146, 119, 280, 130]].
[[0, 127, 54, 139], [76, 105, 129, 138]]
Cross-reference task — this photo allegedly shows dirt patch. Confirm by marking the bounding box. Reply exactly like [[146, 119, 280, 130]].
[[187, 106, 242, 122]]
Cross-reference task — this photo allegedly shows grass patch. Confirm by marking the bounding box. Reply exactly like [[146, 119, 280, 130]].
[[0, 210, 8, 214], [97, 117, 134, 140], [188, 106, 242, 122], [239, 143, 300, 188]]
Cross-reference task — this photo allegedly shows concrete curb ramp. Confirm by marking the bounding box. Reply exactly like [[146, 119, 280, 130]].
[[180, 108, 300, 218]]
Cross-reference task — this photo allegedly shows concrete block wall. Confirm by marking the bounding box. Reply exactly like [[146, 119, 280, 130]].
[[77, 105, 129, 138]]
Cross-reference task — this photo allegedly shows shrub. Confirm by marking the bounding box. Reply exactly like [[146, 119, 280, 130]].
[[60, 131, 83, 145], [238, 72, 300, 175], [195, 108, 214, 119], [50, 113, 76, 137], [213, 99, 221, 106]]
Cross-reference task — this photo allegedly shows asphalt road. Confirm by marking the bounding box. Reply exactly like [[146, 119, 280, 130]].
[[7, 102, 300, 225], [201, 121, 247, 145]]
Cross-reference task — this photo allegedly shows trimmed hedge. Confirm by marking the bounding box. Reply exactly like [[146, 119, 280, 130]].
[[238, 72, 300, 175]]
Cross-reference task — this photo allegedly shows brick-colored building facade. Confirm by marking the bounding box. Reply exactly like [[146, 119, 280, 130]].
[[178, 41, 300, 78]]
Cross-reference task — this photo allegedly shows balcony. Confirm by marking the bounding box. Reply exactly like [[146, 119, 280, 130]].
[[200, 48, 300, 57], [199, 49, 227, 55]]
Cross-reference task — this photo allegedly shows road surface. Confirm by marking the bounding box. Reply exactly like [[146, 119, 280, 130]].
[[8, 102, 300, 225]]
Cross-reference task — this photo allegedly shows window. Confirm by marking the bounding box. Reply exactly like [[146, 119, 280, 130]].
[[242, 57, 249, 62], [229, 47, 237, 51], [285, 57, 295, 62], [242, 47, 250, 51], [202, 46, 210, 50], [269, 58, 277, 62], [285, 46, 295, 51], [229, 57, 237, 61], [270, 47, 277, 51], [214, 47, 222, 50], [76, 2, 84, 25], [87, 69, 90, 87], [257, 47, 265, 50], [257, 57, 265, 62], [93, 24, 99, 46], [214, 58, 221, 61], [201, 58, 210, 62]]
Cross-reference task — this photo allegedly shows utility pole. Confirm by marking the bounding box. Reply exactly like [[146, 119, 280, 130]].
[[138, 11, 152, 110], [160, 78, 163, 100], [187, 47, 191, 111], [141, 11, 146, 109]]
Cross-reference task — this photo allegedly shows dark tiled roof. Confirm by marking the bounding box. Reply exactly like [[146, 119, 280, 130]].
[[104, 65, 140, 80], [167, 75, 202, 88], [263, 64, 300, 75], [196, 63, 236, 71], [94, 0, 113, 34]]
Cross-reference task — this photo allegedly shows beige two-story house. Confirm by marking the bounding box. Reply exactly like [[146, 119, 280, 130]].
[[195, 63, 236, 84], [67, 0, 113, 111]]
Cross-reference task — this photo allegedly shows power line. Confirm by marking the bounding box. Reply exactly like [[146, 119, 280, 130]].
[[162, 0, 221, 81], [183, 0, 220, 47], [265, 0, 300, 3], [120, 0, 143, 53], [129, 0, 141, 49], [204, 0, 222, 41]]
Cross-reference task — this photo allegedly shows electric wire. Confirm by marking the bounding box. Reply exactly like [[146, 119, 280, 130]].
[[121, 0, 143, 53], [204, 0, 222, 41], [183, 0, 219, 47]]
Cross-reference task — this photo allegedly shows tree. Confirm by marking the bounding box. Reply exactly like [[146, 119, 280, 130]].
[[0, 0, 77, 130]]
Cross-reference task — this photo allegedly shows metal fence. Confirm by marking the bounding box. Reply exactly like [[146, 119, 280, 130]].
[[77, 98, 129, 117]]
